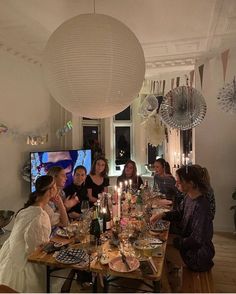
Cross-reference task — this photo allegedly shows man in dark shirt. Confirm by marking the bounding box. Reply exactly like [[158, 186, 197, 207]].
[[64, 166, 88, 219]]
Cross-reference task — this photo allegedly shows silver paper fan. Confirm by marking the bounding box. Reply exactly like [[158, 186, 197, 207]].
[[217, 77, 236, 114], [139, 94, 158, 118], [160, 86, 207, 130]]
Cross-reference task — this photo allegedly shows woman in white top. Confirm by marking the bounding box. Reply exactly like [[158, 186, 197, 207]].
[[46, 166, 78, 227], [0, 175, 57, 293]]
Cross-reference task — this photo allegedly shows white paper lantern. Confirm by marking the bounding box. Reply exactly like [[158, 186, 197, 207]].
[[43, 13, 145, 118]]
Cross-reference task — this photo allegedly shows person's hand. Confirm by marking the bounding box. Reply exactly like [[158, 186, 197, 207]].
[[64, 193, 80, 210], [158, 198, 172, 207], [150, 211, 163, 224], [51, 193, 62, 205]]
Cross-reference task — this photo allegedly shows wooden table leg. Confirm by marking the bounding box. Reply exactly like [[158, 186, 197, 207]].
[[46, 266, 51, 293], [153, 280, 161, 293]]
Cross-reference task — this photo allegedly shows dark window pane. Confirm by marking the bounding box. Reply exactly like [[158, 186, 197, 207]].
[[182, 129, 192, 155], [147, 143, 164, 164], [115, 126, 131, 165], [83, 126, 102, 161], [114, 106, 131, 120]]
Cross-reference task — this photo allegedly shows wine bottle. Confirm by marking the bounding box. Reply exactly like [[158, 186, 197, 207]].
[[103, 194, 111, 232], [136, 190, 143, 219], [90, 205, 101, 246]]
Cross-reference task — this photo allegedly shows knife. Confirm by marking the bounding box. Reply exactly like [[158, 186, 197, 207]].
[[120, 250, 131, 271]]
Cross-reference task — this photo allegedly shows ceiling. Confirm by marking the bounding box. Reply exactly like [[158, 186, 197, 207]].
[[0, 0, 236, 77]]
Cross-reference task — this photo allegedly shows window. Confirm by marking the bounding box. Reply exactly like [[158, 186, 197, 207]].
[[115, 126, 131, 165], [147, 143, 164, 164], [114, 106, 131, 121], [113, 106, 132, 173], [181, 129, 192, 155], [82, 118, 103, 162]]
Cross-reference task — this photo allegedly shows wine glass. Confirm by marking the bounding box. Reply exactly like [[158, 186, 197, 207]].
[[81, 200, 90, 214]]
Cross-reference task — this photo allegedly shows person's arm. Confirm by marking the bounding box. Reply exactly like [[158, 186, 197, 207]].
[[87, 188, 98, 203], [63, 193, 80, 210], [103, 177, 109, 193], [68, 211, 81, 220], [51, 194, 69, 227]]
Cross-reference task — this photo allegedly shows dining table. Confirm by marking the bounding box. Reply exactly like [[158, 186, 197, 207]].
[[28, 220, 169, 293]]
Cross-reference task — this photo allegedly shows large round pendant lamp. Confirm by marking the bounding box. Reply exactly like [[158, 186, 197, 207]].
[[43, 13, 145, 118]]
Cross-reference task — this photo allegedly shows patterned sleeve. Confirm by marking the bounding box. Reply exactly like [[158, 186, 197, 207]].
[[181, 198, 211, 250]]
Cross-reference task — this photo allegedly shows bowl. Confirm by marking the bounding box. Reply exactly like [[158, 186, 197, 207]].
[[0, 210, 14, 234]]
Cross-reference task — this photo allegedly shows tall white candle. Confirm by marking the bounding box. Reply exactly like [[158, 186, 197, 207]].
[[117, 188, 121, 219], [173, 151, 177, 166]]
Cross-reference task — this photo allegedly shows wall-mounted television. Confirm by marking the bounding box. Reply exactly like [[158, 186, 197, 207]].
[[30, 149, 92, 192]]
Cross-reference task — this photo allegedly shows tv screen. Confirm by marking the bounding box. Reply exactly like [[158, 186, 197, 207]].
[[30, 149, 92, 192]]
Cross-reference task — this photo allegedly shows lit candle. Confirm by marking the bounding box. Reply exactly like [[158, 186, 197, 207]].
[[117, 188, 121, 219], [189, 151, 193, 164], [129, 179, 132, 187], [124, 180, 128, 187], [186, 157, 189, 165], [173, 151, 177, 166], [119, 182, 123, 190], [182, 153, 185, 166], [177, 153, 180, 167]]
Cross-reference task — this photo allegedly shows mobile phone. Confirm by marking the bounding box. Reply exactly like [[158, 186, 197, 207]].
[[139, 260, 155, 275], [43, 242, 57, 253]]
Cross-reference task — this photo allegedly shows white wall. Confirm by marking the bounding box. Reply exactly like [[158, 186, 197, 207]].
[[0, 50, 65, 228], [195, 48, 236, 232]]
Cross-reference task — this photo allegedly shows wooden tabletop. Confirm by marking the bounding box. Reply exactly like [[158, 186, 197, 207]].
[[28, 229, 168, 282]]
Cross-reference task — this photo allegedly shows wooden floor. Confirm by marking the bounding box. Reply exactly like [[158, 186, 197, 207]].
[[212, 232, 236, 293]]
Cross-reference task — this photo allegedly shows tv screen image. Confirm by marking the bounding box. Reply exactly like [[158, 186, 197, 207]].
[[30, 149, 92, 192]]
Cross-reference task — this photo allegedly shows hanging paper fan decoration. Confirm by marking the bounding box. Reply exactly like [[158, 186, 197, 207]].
[[217, 77, 236, 114], [160, 86, 207, 130], [139, 94, 158, 119], [144, 115, 165, 146]]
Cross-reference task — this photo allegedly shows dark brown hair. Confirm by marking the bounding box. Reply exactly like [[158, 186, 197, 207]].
[[74, 165, 87, 175], [47, 166, 64, 178], [176, 165, 208, 194], [155, 158, 172, 175], [90, 157, 109, 177], [18, 175, 54, 214], [120, 159, 140, 183]]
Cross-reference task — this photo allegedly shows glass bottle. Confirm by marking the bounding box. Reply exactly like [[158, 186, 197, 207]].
[[90, 205, 101, 246], [103, 194, 112, 232]]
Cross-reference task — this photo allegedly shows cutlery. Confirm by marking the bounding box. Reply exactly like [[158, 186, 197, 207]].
[[119, 250, 131, 271]]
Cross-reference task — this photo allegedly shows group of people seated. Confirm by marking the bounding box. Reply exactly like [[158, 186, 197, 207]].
[[0, 156, 216, 293]]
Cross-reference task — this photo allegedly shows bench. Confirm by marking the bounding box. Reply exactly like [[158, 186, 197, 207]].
[[181, 267, 214, 293]]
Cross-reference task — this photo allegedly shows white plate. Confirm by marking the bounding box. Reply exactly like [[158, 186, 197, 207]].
[[133, 238, 163, 250], [109, 256, 140, 273], [56, 228, 69, 238]]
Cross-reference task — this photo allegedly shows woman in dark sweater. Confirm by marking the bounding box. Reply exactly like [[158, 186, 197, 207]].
[[151, 165, 215, 272]]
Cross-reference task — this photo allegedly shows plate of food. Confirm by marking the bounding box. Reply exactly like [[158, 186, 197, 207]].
[[109, 256, 140, 273], [150, 220, 169, 233], [133, 238, 163, 250], [55, 248, 89, 265], [56, 228, 69, 238]]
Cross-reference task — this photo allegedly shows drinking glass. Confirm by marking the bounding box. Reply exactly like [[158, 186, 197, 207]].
[[81, 200, 90, 214]]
